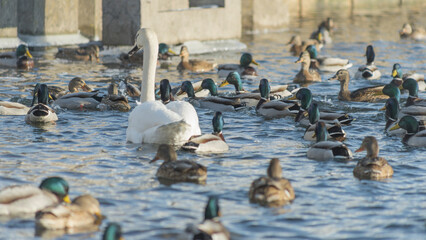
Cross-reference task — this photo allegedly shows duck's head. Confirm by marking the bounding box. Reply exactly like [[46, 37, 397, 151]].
[[179, 81, 195, 98], [391, 63, 403, 78], [390, 115, 419, 134], [314, 121, 328, 143], [365, 45, 375, 64], [308, 102, 320, 125], [31, 83, 51, 106], [103, 223, 124, 240], [128, 28, 158, 57], [159, 79, 173, 103], [240, 53, 258, 68], [287, 35, 301, 45], [179, 46, 189, 58], [382, 83, 401, 102], [322, 17, 334, 31], [150, 144, 177, 163], [16, 44, 32, 58], [400, 23, 413, 35], [212, 111, 224, 134], [402, 78, 419, 97], [259, 78, 271, 99], [290, 88, 312, 109], [69, 77, 92, 93], [382, 97, 400, 121], [108, 82, 119, 95], [73, 194, 102, 220], [158, 43, 176, 55], [220, 72, 244, 92], [204, 196, 221, 220], [201, 78, 218, 96], [39, 177, 71, 203], [306, 45, 318, 59], [267, 158, 282, 179], [329, 69, 350, 83], [355, 136, 379, 158], [295, 51, 311, 65]]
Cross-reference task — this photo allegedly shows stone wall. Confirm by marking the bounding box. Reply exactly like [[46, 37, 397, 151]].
[[79, 0, 102, 41]]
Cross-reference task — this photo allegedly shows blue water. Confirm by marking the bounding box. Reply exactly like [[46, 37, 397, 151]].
[[0, 5, 425, 240]]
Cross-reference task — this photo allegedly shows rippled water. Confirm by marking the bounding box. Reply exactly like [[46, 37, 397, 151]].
[[1, 3, 426, 240]]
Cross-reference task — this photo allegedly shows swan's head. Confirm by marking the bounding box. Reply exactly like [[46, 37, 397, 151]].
[[150, 144, 177, 163], [128, 28, 157, 57]]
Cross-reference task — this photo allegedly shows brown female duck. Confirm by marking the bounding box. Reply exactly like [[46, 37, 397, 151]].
[[55, 45, 99, 62], [294, 51, 321, 83], [177, 46, 216, 73]]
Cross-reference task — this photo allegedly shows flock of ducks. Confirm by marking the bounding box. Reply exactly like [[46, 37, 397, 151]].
[[0, 18, 425, 239]]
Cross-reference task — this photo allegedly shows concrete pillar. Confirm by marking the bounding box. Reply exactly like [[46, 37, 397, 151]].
[[0, 0, 22, 48], [242, 0, 290, 33], [79, 0, 102, 41]]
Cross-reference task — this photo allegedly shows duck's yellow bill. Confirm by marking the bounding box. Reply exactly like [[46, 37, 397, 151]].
[[63, 195, 71, 203], [168, 49, 177, 55], [392, 69, 397, 78], [288, 95, 297, 100], [379, 105, 386, 111], [219, 80, 229, 87], [252, 60, 259, 66], [26, 49, 33, 58], [389, 123, 401, 131]]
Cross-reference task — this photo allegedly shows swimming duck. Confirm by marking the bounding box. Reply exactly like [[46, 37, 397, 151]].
[[35, 194, 102, 230], [53, 91, 103, 110], [354, 45, 381, 80], [307, 122, 352, 161], [188, 196, 230, 240], [310, 17, 334, 44], [177, 46, 217, 73], [256, 79, 300, 118], [182, 111, 229, 153], [217, 53, 259, 78], [26, 84, 58, 124], [0, 101, 30, 115], [0, 177, 71, 216], [120, 43, 177, 65], [290, 88, 354, 126], [249, 158, 295, 207], [353, 136, 394, 179], [55, 45, 99, 62], [399, 23, 426, 41], [331, 69, 387, 102], [391, 63, 425, 91], [382, 83, 426, 121], [402, 78, 426, 107], [293, 51, 321, 83], [48, 77, 93, 100], [302, 103, 346, 141], [0, 44, 34, 69], [390, 115, 426, 147], [287, 35, 322, 57], [118, 77, 141, 98], [103, 223, 124, 240], [101, 83, 131, 112], [150, 144, 207, 183], [178, 80, 244, 112], [306, 45, 352, 72]]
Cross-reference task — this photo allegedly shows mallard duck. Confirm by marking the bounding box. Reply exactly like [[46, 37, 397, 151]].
[[48, 77, 93, 100], [0, 44, 34, 69], [150, 144, 207, 183], [306, 45, 352, 72], [0, 177, 70, 216], [177, 46, 216, 73], [101, 83, 131, 112], [390, 115, 426, 147], [381, 97, 404, 136], [249, 158, 295, 207], [26, 84, 58, 124], [331, 69, 387, 102], [290, 88, 354, 126], [182, 112, 229, 153], [53, 91, 103, 110], [293, 51, 321, 83], [35, 194, 102, 230], [0, 101, 30, 115], [256, 79, 300, 118], [307, 122, 352, 161], [392, 63, 425, 91], [120, 43, 177, 65], [178, 80, 244, 112], [402, 78, 426, 107], [188, 196, 230, 240], [302, 103, 346, 141], [354, 45, 381, 80], [55, 45, 99, 62], [103, 223, 124, 240], [353, 136, 393, 179], [217, 53, 259, 78], [310, 17, 334, 44], [382, 83, 426, 121], [287, 35, 322, 57], [118, 77, 141, 98], [399, 23, 426, 41]]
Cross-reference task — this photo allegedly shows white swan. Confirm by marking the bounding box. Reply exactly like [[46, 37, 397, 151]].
[[126, 28, 201, 145]]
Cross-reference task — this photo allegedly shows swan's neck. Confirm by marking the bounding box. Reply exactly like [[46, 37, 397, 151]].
[[141, 29, 159, 103]]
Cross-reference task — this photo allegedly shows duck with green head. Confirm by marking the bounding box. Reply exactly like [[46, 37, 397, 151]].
[[103, 223, 124, 240], [177, 46, 217, 73], [306, 45, 352, 72], [354, 45, 381, 80], [382, 82, 426, 118], [307, 122, 352, 161], [0, 44, 34, 69], [56, 45, 99, 62], [249, 158, 295, 207], [150, 144, 207, 183], [391, 63, 425, 91], [390, 115, 426, 146], [331, 69, 387, 102], [290, 88, 354, 126], [310, 17, 333, 45], [294, 51, 321, 83], [182, 111, 229, 153], [402, 78, 426, 107], [353, 136, 393, 179], [0, 177, 71, 216], [26, 84, 58, 124], [218, 53, 259, 78]]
